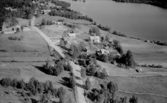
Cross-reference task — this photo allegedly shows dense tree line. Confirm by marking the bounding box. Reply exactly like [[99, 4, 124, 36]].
[[0, 77, 66, 99], [49, 8, 93, 22], [97, 24, 111, 32], [87, 81, 138, 103], [0, 0, 36, 30], [52, 0, 71, 8], [112, 0, 167, 9]]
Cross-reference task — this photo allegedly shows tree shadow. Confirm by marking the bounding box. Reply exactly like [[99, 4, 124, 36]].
[[58, 77, 71, 88], [33, 65, 47, 74], [75, 76, 81, 80], [76, 83, 85, 89], [76, 70, 80, 72]]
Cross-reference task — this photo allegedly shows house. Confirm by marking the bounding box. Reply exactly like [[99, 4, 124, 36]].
[[89, 36, 100, 43], [57, 19, 65, 23], [68, 30, 76, 38], [5, 7, 17, 11], [52, 21, 63, 26], [41, 9, 51, 14], [3, 25, 22, 34], [96, 48, 119, 56]]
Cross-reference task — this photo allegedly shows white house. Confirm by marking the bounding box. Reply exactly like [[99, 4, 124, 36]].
[[41, 9, 51, 14], [89, 36, 100, 43], [64, 30, 76, 38]]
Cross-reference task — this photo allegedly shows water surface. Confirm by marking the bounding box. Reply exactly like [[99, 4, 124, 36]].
[[67, 0, 167, 42]]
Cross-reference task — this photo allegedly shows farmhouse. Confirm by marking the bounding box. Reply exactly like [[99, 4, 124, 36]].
[[68, 30, 76, 38], [52, 20, 64, 26], [96, 47, 119, 56], [3, 25, 22, 34], [89, 36, 100, 43], [41, 9, 51, 14]]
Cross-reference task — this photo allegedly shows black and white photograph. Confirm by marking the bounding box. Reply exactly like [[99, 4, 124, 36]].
[[0, 0, 167, 103]]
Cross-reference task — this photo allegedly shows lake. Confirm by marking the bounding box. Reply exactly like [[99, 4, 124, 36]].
[[66, 0, 167, 42]]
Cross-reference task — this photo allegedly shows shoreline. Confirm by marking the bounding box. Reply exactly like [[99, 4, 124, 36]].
[[112, 0, 167, 9], [60, 0, 167, 46]]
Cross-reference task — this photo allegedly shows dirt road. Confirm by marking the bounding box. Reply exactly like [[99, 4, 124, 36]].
[[31, 16, 87, 103]]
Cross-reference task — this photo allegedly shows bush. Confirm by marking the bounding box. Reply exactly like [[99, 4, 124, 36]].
[[107, 81, 118, 97], [57, 87, 66, 98], [89, 27, 101, 36], [129, 95, 138, 103], [8, 36, 23, 41], [85, 78, 91, 90], [64, 62, 72, 71], [44, 60, 65, 76], [0, 77, 66, 99], [87, 64, 96, 76], [70, 76, 76, 89], [115, 50, 136, 68], [115, 44, 123, 55], [125, 50, 136, 68], [70, 44, 80, 59], [41, 18, 46, 26], [81, 68, 86, 78], [0, 78, 12, 87]]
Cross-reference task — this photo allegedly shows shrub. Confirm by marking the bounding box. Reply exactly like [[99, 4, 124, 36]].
[[70, 76, 76, 89], [129, 95, 138, 103], [44, 60, 65, 76], [81, 68, 86, 78], [70, 44, 80, 59], [89, 27, 101, 36], [64, 62, 72, 71], [87, 64, 96, 76], [0, 78, 12, 87], [85, 78, 91, 90], [57, 87, 66, 98], [41, 18, 46, 26], [125, 50, 136, 68], [107, 81, 118, 97], [115, 44, 123, 55]]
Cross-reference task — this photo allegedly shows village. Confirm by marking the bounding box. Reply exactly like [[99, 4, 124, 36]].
[[0, 0, 167, 103]]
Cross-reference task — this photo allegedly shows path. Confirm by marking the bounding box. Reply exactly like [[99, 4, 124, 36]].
[[31, 16, 65, 58], [70, 61, 87, 103], [31, 16, 87, 103]]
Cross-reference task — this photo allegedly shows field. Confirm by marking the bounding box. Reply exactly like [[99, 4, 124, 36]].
[[68, 21, 167, 103], [35, 15, 91, 25], [1, 14, 167, 103], [0, 29, 75, 103], [37, 16, 167, 103], [75, 24, 167, 68]]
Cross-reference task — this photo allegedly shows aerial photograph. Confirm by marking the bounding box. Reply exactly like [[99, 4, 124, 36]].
[[0, 0, 167, 103]]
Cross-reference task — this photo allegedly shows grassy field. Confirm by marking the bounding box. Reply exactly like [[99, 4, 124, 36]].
[[0, 86, 22, 103], [76, 23, 167, 68], [1, 14, 167, 103], [35, 15, 91, 25], [111, 76, 167, 103], [72, 22, 167, 103], [0, 30, 53, 62], [0, 29, 75, 103]]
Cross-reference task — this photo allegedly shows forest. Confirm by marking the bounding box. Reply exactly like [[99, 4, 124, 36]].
[[0, 0, 36, 30]]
